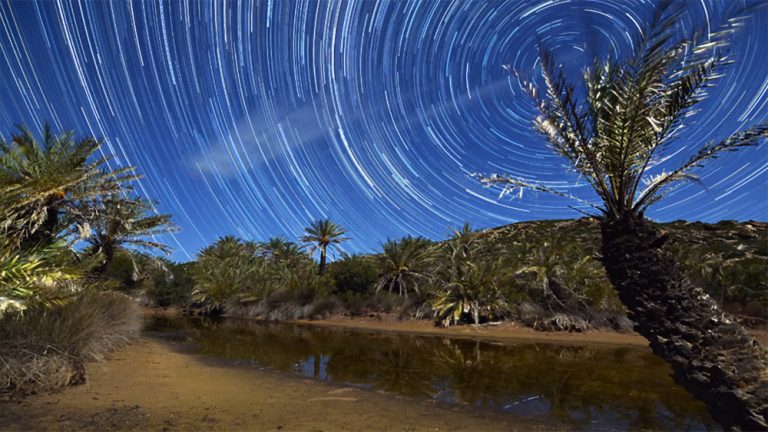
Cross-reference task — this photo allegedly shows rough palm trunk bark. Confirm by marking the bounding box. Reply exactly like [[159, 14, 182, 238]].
[[600, 214, 768, 431], [21, 205, 59, 249], [95, 243, 115, 274], [319, 246, 327, 275]]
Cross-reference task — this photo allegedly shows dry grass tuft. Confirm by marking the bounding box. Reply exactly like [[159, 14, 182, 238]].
[[0, 291, 141, 398]]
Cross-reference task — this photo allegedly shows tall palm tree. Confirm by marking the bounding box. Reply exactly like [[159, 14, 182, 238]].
[[376, 236, 433, 299], [86, 195, 176, 273], [0, 123, 136, 248], [301, 219, 349, 274], [478, 4, 767, 429]]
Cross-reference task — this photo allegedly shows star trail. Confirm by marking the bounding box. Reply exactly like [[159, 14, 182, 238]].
[[0, 0, 766, 260]]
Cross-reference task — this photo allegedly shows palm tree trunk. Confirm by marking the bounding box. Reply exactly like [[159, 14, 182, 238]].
[[95, 242, 115, 274], [600, 214, 767, 431], [21, 206, 59, 248], [319, 246, 327, 275]]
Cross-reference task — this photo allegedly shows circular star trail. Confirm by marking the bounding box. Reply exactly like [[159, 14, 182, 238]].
[[0, 0, 766, 260]]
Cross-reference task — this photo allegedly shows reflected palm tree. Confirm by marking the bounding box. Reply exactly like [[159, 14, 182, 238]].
[[368, 344, 436, 398], [157, 317, 714, 430]]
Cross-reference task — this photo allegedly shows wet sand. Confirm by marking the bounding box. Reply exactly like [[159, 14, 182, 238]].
[[1, 338, 547, 432]]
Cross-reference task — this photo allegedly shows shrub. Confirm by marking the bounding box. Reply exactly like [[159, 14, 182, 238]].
[[145, 261, 194, 307], [101, 251, 139, 290], [0, 291, 141, 398], [328, 254, 379, 301]]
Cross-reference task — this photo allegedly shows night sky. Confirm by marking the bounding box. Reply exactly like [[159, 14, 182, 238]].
[[0, 0, 766, 260]]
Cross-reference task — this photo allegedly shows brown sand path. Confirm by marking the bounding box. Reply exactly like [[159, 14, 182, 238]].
[[0, 338, 548, 432]]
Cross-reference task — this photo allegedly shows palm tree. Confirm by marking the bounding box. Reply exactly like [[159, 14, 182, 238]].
[[0, 123, 136, 248], [192, 236, 258, 314], [376, 236, 433, 299], [86, 195, 176, 273], [301, 219, 349, 274], [478, 4, 767, 429], [515, 239, 593, 313], [0, 237, 78, 313], [432, 224, 510, 326], [260, 236, 305, 262]]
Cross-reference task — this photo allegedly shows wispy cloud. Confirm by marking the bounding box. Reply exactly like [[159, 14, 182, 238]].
[[191, 104, 330, 178]]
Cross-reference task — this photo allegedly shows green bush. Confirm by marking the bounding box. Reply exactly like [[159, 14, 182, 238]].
[[101, 251, 139, 289], [329, 254, 379, 301], [145, 262, 194, 307]]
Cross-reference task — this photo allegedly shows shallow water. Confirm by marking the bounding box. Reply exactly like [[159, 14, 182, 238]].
[[144, 316, 715, 431]]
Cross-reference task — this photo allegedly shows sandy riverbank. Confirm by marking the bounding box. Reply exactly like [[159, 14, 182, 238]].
[[292, 315, 768, 347], [292, 316, 650, 346], [153, 307, 768, 347], [0, 338, 547, 432]]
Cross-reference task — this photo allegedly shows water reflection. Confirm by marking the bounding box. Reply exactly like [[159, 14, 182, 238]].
[[145, 316, 715, 431]]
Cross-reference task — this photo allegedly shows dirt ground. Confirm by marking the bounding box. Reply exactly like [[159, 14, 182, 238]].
[[0, 338, 549, 432]]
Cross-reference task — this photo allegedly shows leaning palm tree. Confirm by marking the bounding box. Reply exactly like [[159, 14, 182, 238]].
[[301, 219, 349, 274], [86, 195, 176, 273], [478, 4, 767, 429], [0, 123, 136, 248], [376, 236, 433, 299]]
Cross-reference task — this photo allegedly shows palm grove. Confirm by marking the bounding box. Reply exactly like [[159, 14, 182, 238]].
[[0, 125, 175, 396], [1, 3, 766, 431]]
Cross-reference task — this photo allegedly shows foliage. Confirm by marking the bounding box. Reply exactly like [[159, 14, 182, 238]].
[[0, 238, 79, 313], [185, 218, 765, 327], [100, 250, 140, 289], [328, 254, 378, 301], [0, 291, 140, 398], [191, 236, 259, 312], [144, 260, 194, 307], [477, 4, 766, 220], [376, 236, 433, 299], [85, 194, 176, 272], [301, 218, 349, 274], [431, 224, 497, 326], [0, 123, 168, 399], [188, 234, 336, 318], [0, 123, 136, 248]]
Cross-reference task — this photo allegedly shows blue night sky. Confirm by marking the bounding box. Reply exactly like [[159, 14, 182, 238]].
[[0, 0, 766, 261]]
